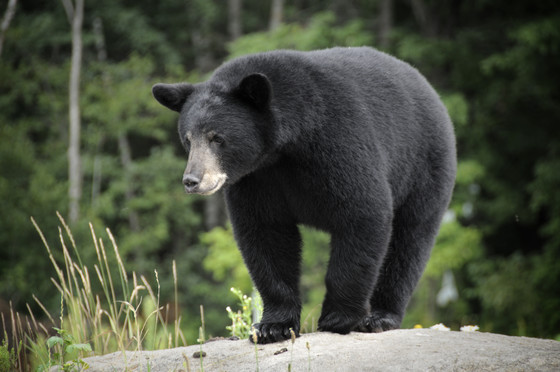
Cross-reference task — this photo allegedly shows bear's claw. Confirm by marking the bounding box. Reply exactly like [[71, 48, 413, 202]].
[[250, 322, 300, 344], [354, 311, 401, 333], [317, 310, 361, 334]]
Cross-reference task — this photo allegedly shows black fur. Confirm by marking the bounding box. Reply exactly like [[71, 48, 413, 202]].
[[152, 47, 457, 344]]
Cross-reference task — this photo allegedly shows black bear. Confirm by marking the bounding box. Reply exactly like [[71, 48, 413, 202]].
[[152, 47, 456, 344]]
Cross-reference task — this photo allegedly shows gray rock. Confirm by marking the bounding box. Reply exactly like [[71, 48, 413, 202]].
[[74, 329, 560, 371]]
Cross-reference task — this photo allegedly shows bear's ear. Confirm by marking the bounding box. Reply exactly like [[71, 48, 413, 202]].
[[152, 83, 194, 112], [236, 73, 272, 109]]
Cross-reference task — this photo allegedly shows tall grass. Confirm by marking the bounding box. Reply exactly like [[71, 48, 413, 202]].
[[1, 212, 187, 371]]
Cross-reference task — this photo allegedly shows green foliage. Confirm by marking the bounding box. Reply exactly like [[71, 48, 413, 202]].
[[0, 340, 19, 372], [0, 62, 67, 312], [22, 217, 187, 371], [201, 225, 252, 293], [228, 11, 373, 57], [299, 227, 329, 332], [41, 327, 92, 372], [440, 93, 469, 128], [403, 216, 483, 330], [225, 288, 262, 339], [424, 219, 482, 279]]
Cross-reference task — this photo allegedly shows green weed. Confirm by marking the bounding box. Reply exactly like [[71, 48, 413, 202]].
[[197, 305, 205, 372], [306, 341, 311, 372], [288, 328, 296, 372], [39, 327, 92, 371], [251, 328, 259, 372], [0, 339, 20, 372], [225, 287, 262, 339], [2, 214, 187, 371]]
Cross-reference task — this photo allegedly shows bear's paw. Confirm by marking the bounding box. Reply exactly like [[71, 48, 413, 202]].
[[317, 310, 362, 335], [250, 321, 300, 344], [354, 310, 401, 333]]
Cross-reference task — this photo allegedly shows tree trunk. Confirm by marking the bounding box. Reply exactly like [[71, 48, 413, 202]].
[[189, 1, 216, 72], [91, 138, 103, 207], [269, 0, 284, 31], [118, 134, 141, 232], [0, 0, 17, 58], [67, 0, 84, 224], [90, 16, 105, 209], [331, 0, 357, 21], [92, 16, 107, 62], [378, 0, 393, 49], [228, 0, 242, 41], [410, 0, 437, 37], [92, 15, 140, 232]]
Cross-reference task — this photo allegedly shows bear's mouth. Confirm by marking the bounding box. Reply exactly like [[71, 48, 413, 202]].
[[193, 174, 228, 195]]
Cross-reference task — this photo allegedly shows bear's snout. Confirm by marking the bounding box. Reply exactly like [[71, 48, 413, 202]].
[[182, 167, 228, 196], [182, 174, 200, 193]]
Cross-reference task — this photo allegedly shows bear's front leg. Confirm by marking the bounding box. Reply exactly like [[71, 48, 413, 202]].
[[226, 185, 303, 344], [318, 219, 392, 334], [238, 223, 303, 344]]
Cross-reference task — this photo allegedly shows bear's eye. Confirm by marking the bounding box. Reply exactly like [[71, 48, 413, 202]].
[[183, 137, 191, 150], [210, 135, 224, 145]]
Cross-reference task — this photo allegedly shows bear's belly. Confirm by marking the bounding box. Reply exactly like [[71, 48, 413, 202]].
[[281, 176, 355, 232]]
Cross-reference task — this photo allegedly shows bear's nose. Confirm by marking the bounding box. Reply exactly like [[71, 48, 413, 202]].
[[183, 174, 200, 193]]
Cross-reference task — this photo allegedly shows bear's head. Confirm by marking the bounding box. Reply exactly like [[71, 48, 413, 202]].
[[152, 73, 274, 195]]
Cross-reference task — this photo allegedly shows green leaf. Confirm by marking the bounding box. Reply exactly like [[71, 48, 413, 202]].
[[66, 343, 93, 354], [46, 336, 64, 349], [78, 359, 90, 369]]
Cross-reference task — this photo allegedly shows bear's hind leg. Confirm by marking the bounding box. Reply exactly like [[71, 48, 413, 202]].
[[355, 189, 450, 333], [318, 217, 392, 334]]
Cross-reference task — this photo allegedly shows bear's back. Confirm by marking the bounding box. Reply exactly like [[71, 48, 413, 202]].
[[212, 47, 443, 127], [214, 47, 427, 96], [211, 48, 454, 190]]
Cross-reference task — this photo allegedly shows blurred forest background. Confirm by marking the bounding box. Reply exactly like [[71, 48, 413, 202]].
[[1, 0, 560, 350]]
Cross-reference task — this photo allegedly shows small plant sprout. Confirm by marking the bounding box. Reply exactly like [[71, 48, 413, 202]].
[[198, 305, 206, 372], [226, 287, 263, 339], [288, 328, 296, 372], [306, 341, 311, 372], [0, 339, 20, 372], [181, 352, 194, 372], [251, 327, 259, 372], [45, 327, 92, 371]]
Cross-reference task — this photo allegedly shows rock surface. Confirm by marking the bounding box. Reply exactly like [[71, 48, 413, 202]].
[[76, 329, 560, 371]]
